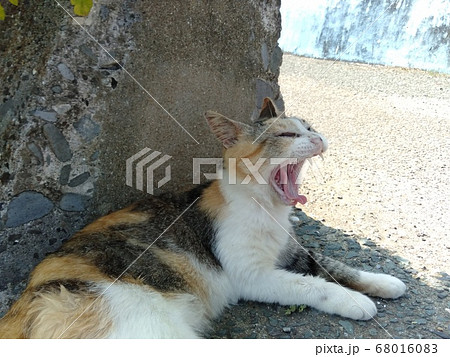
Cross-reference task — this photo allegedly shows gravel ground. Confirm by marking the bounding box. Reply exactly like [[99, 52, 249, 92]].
[[208, 54, 450, 339]]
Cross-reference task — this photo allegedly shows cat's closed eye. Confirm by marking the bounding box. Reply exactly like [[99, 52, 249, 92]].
[[276, 132, 301, 138]]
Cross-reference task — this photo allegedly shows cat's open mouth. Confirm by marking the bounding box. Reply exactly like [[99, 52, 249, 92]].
[[269, 161, 307, 206]]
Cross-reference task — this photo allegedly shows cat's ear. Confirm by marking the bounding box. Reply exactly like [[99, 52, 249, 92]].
[[256, 97, 281, 122], [205, 111, 249, 149]]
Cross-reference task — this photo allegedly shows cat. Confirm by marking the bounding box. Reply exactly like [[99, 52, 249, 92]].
[[0, 97, 406, 338]]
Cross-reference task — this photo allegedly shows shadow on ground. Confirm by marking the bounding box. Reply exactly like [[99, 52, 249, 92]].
[[208, 208, 450, 339], [0, 208, 448, 339]]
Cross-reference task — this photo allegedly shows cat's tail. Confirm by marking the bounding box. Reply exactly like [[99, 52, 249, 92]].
[[0, 289, 34, 338], [0, 281, 112, 339]]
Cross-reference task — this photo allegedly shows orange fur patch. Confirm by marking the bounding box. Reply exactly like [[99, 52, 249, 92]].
[[25, 286, 112, 338], [28, 255, 112, 289], [225, 141, 265, 181], [0, 290, 33, 338], [198, 181, 225, 219], [80, 204, 149, 233], [0, 277, 113, 338]]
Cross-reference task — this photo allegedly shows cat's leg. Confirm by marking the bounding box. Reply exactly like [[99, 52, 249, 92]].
[[280, 244, 406, 299], [231, 243, 405, 320], [234, 265, 378, 320]]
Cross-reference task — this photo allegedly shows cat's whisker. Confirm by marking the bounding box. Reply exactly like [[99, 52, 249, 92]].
[[307, 158, 320, 185], [312, 157, 325, 184]]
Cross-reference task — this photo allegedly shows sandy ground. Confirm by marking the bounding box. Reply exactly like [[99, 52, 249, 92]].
[[280, 54, 450, 286]]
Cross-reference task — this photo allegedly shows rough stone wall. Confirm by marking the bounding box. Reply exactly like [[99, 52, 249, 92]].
[[0, 0, 282, 314]]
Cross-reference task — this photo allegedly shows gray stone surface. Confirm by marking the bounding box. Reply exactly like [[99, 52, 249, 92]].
[[73, 115, 100, 142], [59, 164, 71, 185], [26, 142, 44, 164], [52, 104, 71, 115], [51, 85, 62, 94], [32, 110, 57, 122], [57, 63, 75, 81], [59, 193, 88, 212], [42, 123, 72, 162], [5, 191, 54, 228], [338, 320, 354, 335], [68, 172, 90, 187]]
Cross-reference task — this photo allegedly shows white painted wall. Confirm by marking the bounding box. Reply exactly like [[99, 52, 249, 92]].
[[280, 0, 450, 73]]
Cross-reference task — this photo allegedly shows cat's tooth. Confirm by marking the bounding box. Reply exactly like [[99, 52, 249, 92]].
[[319, 153, 324, 161]]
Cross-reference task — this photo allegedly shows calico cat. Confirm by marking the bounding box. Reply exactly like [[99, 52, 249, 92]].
[[0, 98, 406, 338]]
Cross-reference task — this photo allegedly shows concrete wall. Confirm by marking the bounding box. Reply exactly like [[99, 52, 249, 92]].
[[280, 0, 450, 73], [0, 0, 282, 313]]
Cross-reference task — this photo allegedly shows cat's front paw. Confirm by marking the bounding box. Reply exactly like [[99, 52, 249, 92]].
[[317, 283, 377, 320], [360, 272, 406, 299]]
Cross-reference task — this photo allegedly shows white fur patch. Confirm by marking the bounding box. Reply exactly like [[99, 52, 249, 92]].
[[359, 271, 407, 299], [97, 283, 204, 338]]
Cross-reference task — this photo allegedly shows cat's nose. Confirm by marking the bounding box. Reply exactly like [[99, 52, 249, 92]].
[[310, 135, 328, 152], [310, 136, 322, 145]]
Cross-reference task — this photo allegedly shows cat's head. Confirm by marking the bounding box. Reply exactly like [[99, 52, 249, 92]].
[[205, 97, 327, 206]]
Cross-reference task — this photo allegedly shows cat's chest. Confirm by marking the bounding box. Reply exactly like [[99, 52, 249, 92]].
[[214, 203, 291, 261]]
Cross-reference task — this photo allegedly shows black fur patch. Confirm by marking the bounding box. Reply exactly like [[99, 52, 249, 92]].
[[35, 279, 91, 294], [54, 182, 222, 294]]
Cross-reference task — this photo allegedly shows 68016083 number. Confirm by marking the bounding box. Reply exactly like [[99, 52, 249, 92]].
[[375, 343, 438, 354]]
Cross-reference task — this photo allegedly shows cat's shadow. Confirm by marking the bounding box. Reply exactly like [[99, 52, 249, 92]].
[[207, 208, 448, 339]]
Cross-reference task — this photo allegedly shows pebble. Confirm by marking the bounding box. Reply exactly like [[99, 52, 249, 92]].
[[346, 251, 360, 259], [79, 44, 97, 61], [282, 327, 291, 333], [5, 191, 54, 227], [261, 42, 269, 70], [325, 242, 341, 250], [59, 193, 88, 211], [338, 320, 354, 334], [437, 292, 448, 299], [27, 142, 44, 164], [361, 239, 376, 247], [33, 110, 57, 122], [68, 172, 90, 187], [347, 241, 361, 250], [368, 328, 378, 336], [90, 151, 100, 160], [52, 104, 71, 114], [59, 164, 72, 185], [269, 45, 283, 74], [99, 4, 110, 21], [57, 63, 75, 81], [395, 256, 410, 265], [304, 241, 320, 249], [43, 123, 72, 162], [51, 85, 62, 93], [73, 115, 101, 142]]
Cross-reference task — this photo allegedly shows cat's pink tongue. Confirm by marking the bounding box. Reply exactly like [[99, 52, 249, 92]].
[[281, 167, 307, 205]]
